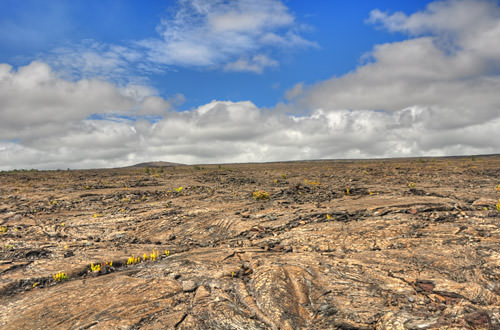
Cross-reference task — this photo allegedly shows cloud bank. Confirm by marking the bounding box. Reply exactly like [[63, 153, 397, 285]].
[[287, 0, 500, 149], [1, 0, 499, 170]]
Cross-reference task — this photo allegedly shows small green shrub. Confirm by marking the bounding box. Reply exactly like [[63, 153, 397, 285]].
[[90, 263, 101, 272], [149, 250, 159, 261], [253, 190, 270, 200], [127, 250, 163, 265], [53, 271, 68, 281], [127, 256, 141, 265]]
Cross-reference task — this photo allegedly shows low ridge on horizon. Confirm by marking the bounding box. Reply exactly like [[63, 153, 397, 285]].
[[127, 153, 500, 168], [127, 161, 183, 168]]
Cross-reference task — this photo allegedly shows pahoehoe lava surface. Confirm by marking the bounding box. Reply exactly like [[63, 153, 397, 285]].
[[1, 156, 499, 329]]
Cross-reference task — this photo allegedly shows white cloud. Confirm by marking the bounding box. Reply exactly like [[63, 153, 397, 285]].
[[139, 0, 316, 71], [0, 61, 134, 139], [366, 0, 499, 38], [291, 0, 500, 130], [0, 61, 177, 143], [365, 0, 500, 66], [133, 93, 185, 117], [284, 82, 303, 101], [2, 81, 499, 170], [224, 54, 278, 73], [45, 40, 164, 83]]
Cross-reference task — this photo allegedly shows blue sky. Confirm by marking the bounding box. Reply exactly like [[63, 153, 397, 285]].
[[0, 0, 431, 109], [0, 0, 499, 169]]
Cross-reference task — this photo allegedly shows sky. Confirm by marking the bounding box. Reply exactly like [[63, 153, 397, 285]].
[[0, 0, 499, 169]]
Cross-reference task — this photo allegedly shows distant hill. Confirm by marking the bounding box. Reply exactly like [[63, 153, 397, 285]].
[[127, 161, 183, 168]]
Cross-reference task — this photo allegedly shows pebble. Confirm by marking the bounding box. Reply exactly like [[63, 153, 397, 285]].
[[472, 198, 496, 207], [193, 285, 210, 302], [182, 280, 197, 292]]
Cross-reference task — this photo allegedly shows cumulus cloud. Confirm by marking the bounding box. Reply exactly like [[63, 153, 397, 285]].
[[3, 94, 498, 170], [284, 82, 303, 101], [0, 62, 133, 139], [0, 61, 177, 145], [290, 0, 500, 138]]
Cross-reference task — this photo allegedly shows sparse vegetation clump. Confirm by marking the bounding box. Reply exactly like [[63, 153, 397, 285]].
[[127, 250, 164, 265], [90, 263, 101, 272], [304, 179, 320, 185], [149, 250, 159, 261], [253, 190, 270, 200], [127, 256, 141, 265], [52, 271, 68, 281]]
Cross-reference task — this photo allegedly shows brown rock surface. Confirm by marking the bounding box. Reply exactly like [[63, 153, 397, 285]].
[[1, 156, 500, 329]]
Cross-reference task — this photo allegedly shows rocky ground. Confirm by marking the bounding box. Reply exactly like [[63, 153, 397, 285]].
[[0, 156, 499, 329]]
